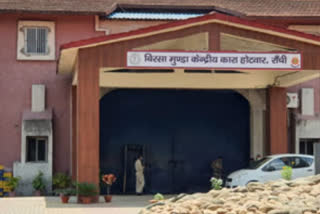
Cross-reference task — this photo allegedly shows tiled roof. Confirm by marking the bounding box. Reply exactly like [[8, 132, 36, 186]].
[[58, 12, 320, 74], [0, 0, 115, 14], [61, 12, 320, 50], [1, 0, 320, 17]]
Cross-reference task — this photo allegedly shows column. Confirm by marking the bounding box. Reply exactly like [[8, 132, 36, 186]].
[[267, 87, 288, 154], [250, 107, 265, 157], [237, 89, 266, 158], [71, 86, 77, 180], [76, 48, 100, 187]]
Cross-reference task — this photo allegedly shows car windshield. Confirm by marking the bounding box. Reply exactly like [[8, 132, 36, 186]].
[[247, 157, 271, 169]]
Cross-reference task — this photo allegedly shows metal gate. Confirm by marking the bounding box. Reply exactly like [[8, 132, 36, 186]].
[[100, 89, 250, 194]]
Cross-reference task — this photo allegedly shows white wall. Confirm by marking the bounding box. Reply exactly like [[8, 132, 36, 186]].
[[295, 119, 320, 153], [237, 89, 267, 158], [13, 120, 53, 195]]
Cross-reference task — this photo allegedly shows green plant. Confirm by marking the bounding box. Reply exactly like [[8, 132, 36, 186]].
[[210, 177, 223, 190], [6, 176, 21, 192], [153, 193, 164, 200], [32, 172, 46, 191], [55, 188, 76, 196], [76, 182, 98, 197], [281, 166, 292, 180], [53, 173, 72, 189]]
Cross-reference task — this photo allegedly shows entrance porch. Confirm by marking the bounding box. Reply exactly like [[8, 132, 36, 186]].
[[58, 13, 320, 191]]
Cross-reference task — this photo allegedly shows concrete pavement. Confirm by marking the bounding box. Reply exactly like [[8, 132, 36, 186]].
[[0, 195, 155, 214]]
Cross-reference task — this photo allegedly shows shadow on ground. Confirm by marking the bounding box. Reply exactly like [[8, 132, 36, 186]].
[[44, 195, 174, 208]]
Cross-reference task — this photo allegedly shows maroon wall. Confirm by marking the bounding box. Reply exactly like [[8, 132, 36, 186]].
[[287, 78, 320, 119], [1, 12, 320, 174], [0, 13, 104, 173]]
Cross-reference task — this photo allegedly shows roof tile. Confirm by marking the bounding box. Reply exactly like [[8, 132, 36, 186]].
[[1, 0, 320, 17]]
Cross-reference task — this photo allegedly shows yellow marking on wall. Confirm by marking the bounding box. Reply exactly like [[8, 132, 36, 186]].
[[99, 70, 275, 89]]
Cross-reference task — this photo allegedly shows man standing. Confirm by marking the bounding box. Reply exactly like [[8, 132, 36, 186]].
[[211, 156, 223, 179], [135, 155, 145, 195]]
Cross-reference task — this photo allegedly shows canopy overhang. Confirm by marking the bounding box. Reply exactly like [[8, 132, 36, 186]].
[[60, 13, 320, 89], [95, 69, 319, 89]]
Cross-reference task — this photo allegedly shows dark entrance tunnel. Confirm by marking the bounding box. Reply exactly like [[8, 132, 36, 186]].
[[100, 89, 250, 194]]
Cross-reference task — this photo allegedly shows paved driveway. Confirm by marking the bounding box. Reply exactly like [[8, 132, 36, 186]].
[[0, 195, 154, 214]]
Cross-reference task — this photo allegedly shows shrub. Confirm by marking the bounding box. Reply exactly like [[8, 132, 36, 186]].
[[153, 193, 165, 201], [210, 177, 223, 190], [281, 166, 292, 180], [55, 188, 76, 196], [6, 176, 21, 192], [77, 182, 98, 197], [32, 171, 46, 191], [53, 173, 72, 189]]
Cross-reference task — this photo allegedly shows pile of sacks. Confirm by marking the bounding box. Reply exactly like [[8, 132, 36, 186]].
[[140, 175, 320, 214]]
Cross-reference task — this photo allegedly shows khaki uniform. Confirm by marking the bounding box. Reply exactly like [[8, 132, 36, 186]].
[[211, 158, 223, 179], [135, 159, 145, 194]]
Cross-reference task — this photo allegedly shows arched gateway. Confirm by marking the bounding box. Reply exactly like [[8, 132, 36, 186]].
[[100, 89, 249, 194], [58, 13, 320, 192]]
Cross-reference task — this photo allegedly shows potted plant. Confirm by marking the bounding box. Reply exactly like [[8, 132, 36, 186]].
[[53, 173, 72, 189], [53, 173, 73, 203], [55, 188, 76, 203], [5, 176, 21, 197], [32, 172, 45, 196], [76, 182, 98, 204], [101, 174, 117, 202]]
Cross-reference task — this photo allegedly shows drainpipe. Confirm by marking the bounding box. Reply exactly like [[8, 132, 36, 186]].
[[95, 15, 110, 35], [315, 142, 320, 174]]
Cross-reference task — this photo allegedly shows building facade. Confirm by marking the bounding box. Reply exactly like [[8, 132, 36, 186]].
[[0, 0, 320, 195]]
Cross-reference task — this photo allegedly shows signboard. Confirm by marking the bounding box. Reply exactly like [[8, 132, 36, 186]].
[[127, 51, 301, 70], [287, 93, 299, 108]]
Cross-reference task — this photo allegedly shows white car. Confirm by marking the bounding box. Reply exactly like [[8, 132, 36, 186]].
[[225, 154, 314, 188]]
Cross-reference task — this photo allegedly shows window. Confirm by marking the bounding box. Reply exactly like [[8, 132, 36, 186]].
[[300, 139, 319, 155], [262, 158, 286, 171], [291, 157, 310, 168], [263, 156, 312, 170], [279, 157, 291, 166], [302, 157, 314, 166], [247, 157, 271, 169], [26, 136, 48, 162], [17, 21, 55, 60], [25, 27, 48, 55]]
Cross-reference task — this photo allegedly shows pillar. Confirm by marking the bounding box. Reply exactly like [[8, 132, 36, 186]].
[[71, 86, 77, 180], [267, 87, 288, 154], [236, 89, 266, 158], [250, 108, 265, 157], [76, 48, 100, 187]]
